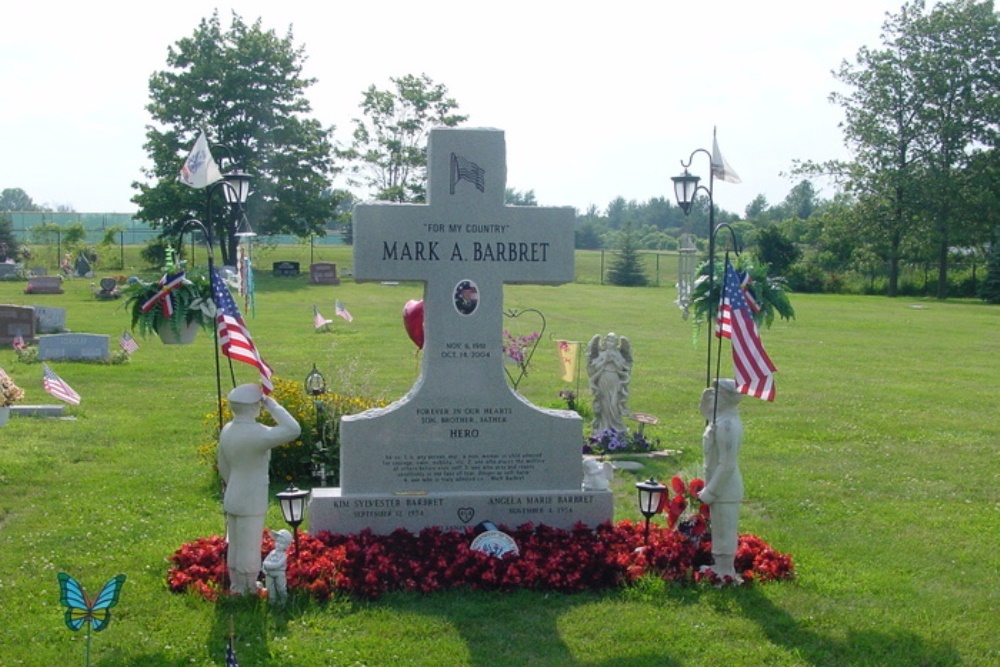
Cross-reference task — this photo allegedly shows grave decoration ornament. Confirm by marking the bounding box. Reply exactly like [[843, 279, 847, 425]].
[[262, 529, 292, 606], [402, 298, 425, 349], [217, 384, 301, 595], [586, 332, 632, 434], [121, 247, 215, 344], [57, 572, 126, 667], [698, 379, 745, 583]]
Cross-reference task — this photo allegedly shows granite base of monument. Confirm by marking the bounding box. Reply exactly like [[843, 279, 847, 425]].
[[310, 488, 614, 535]]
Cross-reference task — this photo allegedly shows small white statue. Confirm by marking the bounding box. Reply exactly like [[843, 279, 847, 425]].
[[582, 458, 615, 491], [262, 529, 292, 605], [217, 384, 301, 595], [698, 379, 744, 582], [586, 333, 632, 434]]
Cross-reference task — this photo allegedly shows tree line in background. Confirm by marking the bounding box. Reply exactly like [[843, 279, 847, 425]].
[[3, 1, 998, 302]]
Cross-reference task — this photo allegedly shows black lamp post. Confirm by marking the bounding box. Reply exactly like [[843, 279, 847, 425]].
[[672, 148, 719, 389], [179, 217, 225, 433], [305, 364, 330, 486], [276, 484, 310, 554], [635, 478, 667, 544], [206, 147, 252, 268]]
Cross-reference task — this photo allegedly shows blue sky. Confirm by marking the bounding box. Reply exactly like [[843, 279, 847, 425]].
[[2, 0, 907, 217]]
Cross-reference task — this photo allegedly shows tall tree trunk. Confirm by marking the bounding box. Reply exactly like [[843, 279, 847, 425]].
[[936, 225, 950, 299]]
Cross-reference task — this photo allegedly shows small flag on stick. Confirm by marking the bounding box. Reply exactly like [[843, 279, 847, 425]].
[[43, 364, 81, 405], [556, 340, 579, 383], [313, 305, 332, 330], [179, 130, 223, 189], [119, 331, 139, 354], [335, 300, 353, 323], [225, 636, 241, 667], [716, 261, 776, 401]]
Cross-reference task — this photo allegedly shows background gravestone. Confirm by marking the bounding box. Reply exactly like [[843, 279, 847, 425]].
[[272, 261, 300, 277], [309, 262, 340, 285], [310, 128, 614, 535], [33, 305, 68, 333], [0, 304, 36, 345], [38, 333, 110, 361]]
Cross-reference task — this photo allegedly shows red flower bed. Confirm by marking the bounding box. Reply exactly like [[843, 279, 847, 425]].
[[167, 522, 794, 601]]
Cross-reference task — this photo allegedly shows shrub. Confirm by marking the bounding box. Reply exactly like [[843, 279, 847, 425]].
[[201, 376, 387, 483]]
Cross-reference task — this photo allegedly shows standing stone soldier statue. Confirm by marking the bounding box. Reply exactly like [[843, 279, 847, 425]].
[[218, 384, 301, 595], [697, 378, 744, 581], [586, 332, 632, 433]]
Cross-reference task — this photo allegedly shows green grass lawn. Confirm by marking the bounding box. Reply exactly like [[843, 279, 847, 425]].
[[0, 248, 997, 666]]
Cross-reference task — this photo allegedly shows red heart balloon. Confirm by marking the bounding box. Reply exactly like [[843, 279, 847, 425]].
[[403, 299, 425, 349]]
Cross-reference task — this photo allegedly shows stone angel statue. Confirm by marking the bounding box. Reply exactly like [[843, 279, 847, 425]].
[[586, 332, 632, 434]]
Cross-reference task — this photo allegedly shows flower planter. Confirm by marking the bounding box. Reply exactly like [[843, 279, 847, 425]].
[[156, 320, 200, 345], [0, 406, 10, 427]]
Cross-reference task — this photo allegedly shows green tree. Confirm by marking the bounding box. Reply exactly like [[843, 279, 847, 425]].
[[821, 0, 999, 297], [132, 11, 340, 266], [606, 223, 648, 286], [575, 221, 603, 250], [0, 188, 42, 212], [744, 194, 771, 222], [909, 0, 1000, 297], [979, 226, 1000, 302], [753, 225, 802, 275], [0, 213, 19, 261], [340, 73, 467, 203], [505, 188, 537, 206]]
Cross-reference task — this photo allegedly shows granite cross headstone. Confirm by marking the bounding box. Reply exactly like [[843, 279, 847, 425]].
[[310, 128, 614, 534]]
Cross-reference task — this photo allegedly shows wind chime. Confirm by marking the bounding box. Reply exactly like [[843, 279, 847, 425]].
[[676, 233, 698, 320], [235, 211, 256, 318]]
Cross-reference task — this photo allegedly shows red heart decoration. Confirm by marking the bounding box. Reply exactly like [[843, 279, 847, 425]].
[[403, 299, 425, 349]]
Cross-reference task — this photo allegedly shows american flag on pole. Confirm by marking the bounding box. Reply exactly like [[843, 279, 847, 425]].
[[740, 269, 760, 314], [211, 268, 273, 394], [313, 305, 332, 329], [716, 261, 777, 401], [42, 364, 81, 405], [119, 330, 139, 354], [335, 300, 353, 323]]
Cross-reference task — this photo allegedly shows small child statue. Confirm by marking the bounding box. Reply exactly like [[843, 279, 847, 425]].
[[262, 529, 293, 606]]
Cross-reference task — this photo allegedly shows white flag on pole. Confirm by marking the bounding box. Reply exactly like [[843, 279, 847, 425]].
[[711, 128, 741, 184], [179, 131, 223, 189]]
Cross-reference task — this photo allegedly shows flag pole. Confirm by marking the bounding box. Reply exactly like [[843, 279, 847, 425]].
[[182, 217, 224, 433]]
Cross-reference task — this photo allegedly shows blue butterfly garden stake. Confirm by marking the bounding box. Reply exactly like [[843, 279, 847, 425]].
[[57, 572, 126, 666]]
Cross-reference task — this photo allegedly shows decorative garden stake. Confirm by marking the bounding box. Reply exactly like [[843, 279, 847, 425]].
[[57, 572, 126, 667]]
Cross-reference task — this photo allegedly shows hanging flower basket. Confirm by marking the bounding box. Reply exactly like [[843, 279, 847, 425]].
[[155, 319, 201, 345], [121, 272, 215, 345]]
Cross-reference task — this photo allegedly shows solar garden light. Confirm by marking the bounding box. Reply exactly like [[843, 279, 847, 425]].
[[635, 478, 667, 544], [276, 485, 310, 554], [305, 364, 326, 396]]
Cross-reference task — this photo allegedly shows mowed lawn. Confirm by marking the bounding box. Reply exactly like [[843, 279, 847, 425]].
[[0, 245, 996, 666]]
